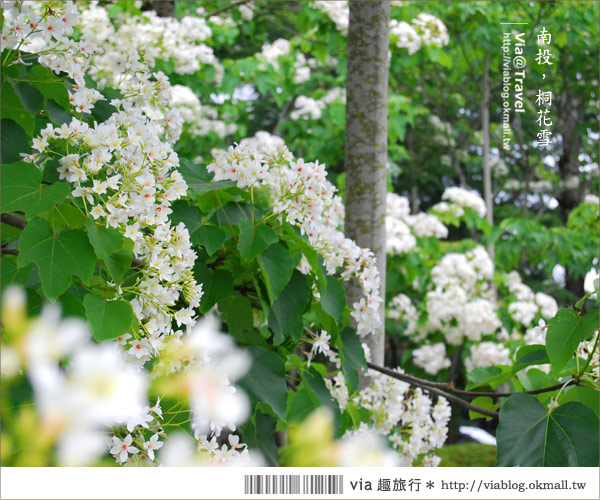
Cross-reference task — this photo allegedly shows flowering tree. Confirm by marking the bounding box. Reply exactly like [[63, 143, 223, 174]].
[[1, 0, 598, 469]]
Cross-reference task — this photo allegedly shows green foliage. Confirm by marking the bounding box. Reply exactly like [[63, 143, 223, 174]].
[[497, 394, 599, 466], [17, 218, 96, 301], [546, 308, 599, 373], [83, 294, 134, 342]]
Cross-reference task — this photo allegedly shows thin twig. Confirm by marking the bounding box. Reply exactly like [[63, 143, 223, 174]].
[[205, 0, 252, 19], [1, 248, 19, 256]]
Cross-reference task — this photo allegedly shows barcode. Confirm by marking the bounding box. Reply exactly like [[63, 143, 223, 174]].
[[244, 475, 344, 495]]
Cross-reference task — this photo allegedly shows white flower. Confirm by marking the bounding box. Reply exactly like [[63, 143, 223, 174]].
[[142, 433, 164, 461], [110, 435, 139, 463]]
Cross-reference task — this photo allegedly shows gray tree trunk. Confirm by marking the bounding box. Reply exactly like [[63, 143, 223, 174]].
[[344, 0, 390, 367], [482, 54, 493, 228]]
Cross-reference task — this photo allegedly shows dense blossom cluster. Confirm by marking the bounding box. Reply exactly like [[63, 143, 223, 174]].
[[325, 349, 450, 467], [207, 141, 382, 338], [433, 187, 487, 218], [385, 193, 448, 255], [313, 0, 449, 56], [412, 343, 451, 375], [257, 37, 311, 84], [290, 88, 345, 121], [505, 271, 558, 326]]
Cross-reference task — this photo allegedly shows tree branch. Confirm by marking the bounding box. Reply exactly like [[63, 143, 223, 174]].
[[1, 213, 27, 230], [205, 0, 252, 19], [1, 248, 18, 256]]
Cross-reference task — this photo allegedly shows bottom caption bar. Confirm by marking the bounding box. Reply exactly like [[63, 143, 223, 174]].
[[1, 467, 599, 499]]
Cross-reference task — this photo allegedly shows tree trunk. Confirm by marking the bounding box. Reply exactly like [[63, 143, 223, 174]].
[[142, 0, 176, 17], [344, 0, 390, 366]]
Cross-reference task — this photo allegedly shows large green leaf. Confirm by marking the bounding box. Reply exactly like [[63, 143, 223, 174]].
[[17, 218, 96, 300], [497, 393, 599, 466], [83, 293, 134, 342], [1, 81, 34, 134], [193, 225, 226, 256], [513, 344, 550, 373], [320, 275, 346, 321], [170, 200, 203, 234], [257, 243, 296, 304], [1, 162, 70, 217], [219, 295, 262, 345], [0, 255, 33, 290], [268, 270, 311, 343], [340, 327, 366, 393], [466, 365, 512, 390], [28, 65, 71, 110], [304, 367, 341, 436], [85, 219, 124, 259], [179, 158, 235, 194], [198, 268, 233, 313], [286, 382, 321, 424], [239, 346, 287, 422], [104, 249, 133, 283], [241, 411, 278, 467], [546, 308, 599, 373], [238, 219, 278, 262], [1, 119, 30, 164]]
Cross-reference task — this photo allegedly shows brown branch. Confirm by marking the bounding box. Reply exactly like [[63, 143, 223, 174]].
[[205, 0, 252, 19], [1, 248, 18, 256], [1, 213, 28, 230]]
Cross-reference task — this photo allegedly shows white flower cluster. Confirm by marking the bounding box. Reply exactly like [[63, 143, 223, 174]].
[[313, 1, 349, 33], [80, 4, 222, 78], [324, 348, 450, 467], [576, 330, 599, 380], [584, 194, 600, 205], [389, 20, 421, 55], [413, 343, 451, 376], [2, 288, 148, 466], [385, 193, 448, 255], [433, 187, 487, 218], [290, 88, 345, 121], [170, 84, 236, 139], [14, 2, 204, 364], [207, 143, 382, 338], [257, 38, 311, 84], [411, 13, 450, 48], [505, 271, 558, 326], [464, 341, 511, 374], [313, 1, 449, 55], [386, 293, 419, 337], [425, 247, 500, 345]]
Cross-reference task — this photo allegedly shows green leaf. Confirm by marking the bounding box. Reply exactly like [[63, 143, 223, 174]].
[[219, 295, 262, 344], [304, 367, 341, 436], [45, 99, 72, 125], [0, 162, 70, 218], [1, 81, 34, 134], [58, 292, 86, 318], [466, 365, 512, 390], [238, 219, 278, 262], [558, 384, 599, 417], [198, 269, 233, 313], [104, 249, 133, 283], [513, 345, 550, 373], [28, 65, 71, 110], [179, 158, 235, 194], [1, 119, 30, 164], [193, 225, 226, 256], [257, 243, 296, 304], [239, 346, 287, 421], [497, 393, 599, 466], [85, 219, 124, 259], [339, 327, 366, 393], [268, 270, 311, 343], [17, 218, 96, 300], [241, 411, 278, 467], [286, 382, 321, 424], [14, 81, 44, 116], [48, 203, 86, 231], [546, 308, 599, 373], [83, 293, 134, 341], [0, 255, 33, 290], [468, 396, 499, 421], [320, 275, 346, 321], [169, 200, 203, 234]]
